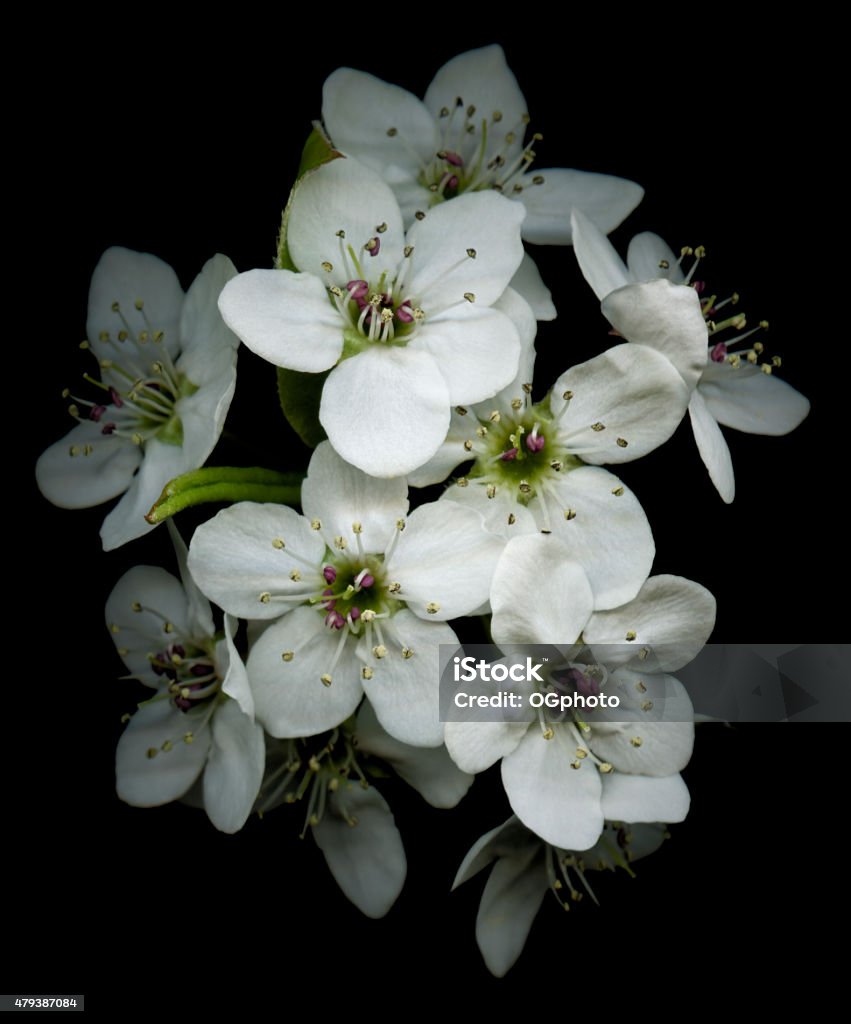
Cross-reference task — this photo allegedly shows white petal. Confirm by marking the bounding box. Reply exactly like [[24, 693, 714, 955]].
[[544, 467, 654, 610], [509, 253, 556, 321], [116, 701, 210, 807], [301, 440, 408, 555], [322, 68, 438, 178], [570, 208, 630, 301], [590, 670, 694, 776], [313, 782, 406, 919], [585, 574, 717, 672], [99, 437, 189, 551], [247, 608, 363, 737], [220, 615, 254, 719], [217, 269, 342, 372], [519, 168, 643, 245], [444, 720, 529, 775], [602, 279, 708, 390], [453, 816, 533, 888], [388, 502, 503, 619], [600, 772, 691, 824], [203, 698, 265, 833], [87, 247, 184, 361], [405, 410, 469, 487], [320, 347, 450, 478], [36, 422, 142, 510], [551, 343, 689, 463], [411, 305, 520, 405], [502, 727, 603, 850], [439, 480, 539, 539], [423, 45, 527, 153], [187, 502, 326, 619], [476, 843, 548, 978], [688, 388, 735, 503], [105, 565, 194, 687], [178, 254, 239, 382], [491, 535, 593, 645], [407, 191, 526, 311], [287, 156, 405, 286], [699, 363, 810, 435], [355, 701, 473, 807], [359, 610, 454, 748], [626, 233, 685, 284], [167, 519, 215, 639]]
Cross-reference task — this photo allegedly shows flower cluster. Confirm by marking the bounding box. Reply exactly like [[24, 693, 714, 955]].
[[37, 45, 808, 975]]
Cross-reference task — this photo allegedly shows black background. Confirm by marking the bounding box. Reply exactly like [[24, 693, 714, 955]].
[[12, 18, 843, 1011]]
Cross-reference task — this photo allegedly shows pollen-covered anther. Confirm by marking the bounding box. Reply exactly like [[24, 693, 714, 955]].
[[635, 679, 647, 693], [376, 222, 388, 233], [570, 760, 581, 769], [476, 426, 489, 438], [507, 513, 516, 525], [616, 438, 628, 448], [372, 645, 387, 659], [575, 748, 588, 759], [320, 674, 333, 687], [456, 406, 468, 416], [564, 508, 577, 520], [321, 261, 333, 273], [463, 439, 474, 452], [464, 292, 476, 303], [146, 747, 158, 759], [131, 601, 142, 613], [612, 486, 625, 497], [550, 460, 562, 472], [361, 609, 377, 622], [333, 536, 347, 550], [426, 602, 441, 615], [591, 422, 606, 432], [456, 477, 469, 487], [486, 484, 497, 499], [640, 700, 654, 712], [402, 647, 414, 659], [761, 364, 773, 375], [519, 481, 532, 495], [351, 521, 363, 535], [630, 737, 643, 747], [388, 582, 401, 594], [183, 732, 194, 744], [282, 651, 294, 662], [289, 570, 302, 582], [625, 630, 636, 641], [510, 399, 522, 411], [259, 592, 271, 604], [598, 762, 614, 774]]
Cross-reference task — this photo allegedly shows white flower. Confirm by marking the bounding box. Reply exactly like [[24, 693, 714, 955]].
[[254, 702, 472, 918], [454, 816, 668, 976], [108, 526, 264, 834], [187, 442, 504, 747], [445, 534, 716, 850], [321, 45, 644, 319], [571, 210, 810, 502], [36, 248, 239, 549], [218, 156, 526, 478], [411, 302, 690, 608]]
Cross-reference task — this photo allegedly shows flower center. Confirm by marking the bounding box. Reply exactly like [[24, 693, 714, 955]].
[[388, 97, 547, 204], [62, 298, 195, 461], [452, 387, 582, 526], [668, 246, 780, 375], [256, 728, 367, 833]]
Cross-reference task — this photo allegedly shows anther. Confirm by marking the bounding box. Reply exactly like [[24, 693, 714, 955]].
[[464, 292, 476, 303], [387, 127, 398, 136], [486, 484, 496, 499], [612, 486, 625, 497], [372, 645, 387, 659], [259, 592, 271, 604], [426, 602, 440, 615], [466, 248, 477, 259], [321, 261, 333, 273], [591, 422, 605, 432], [507, 513, 516, 525], [598, 763, 614, 774], [564, 509, 576, 520], [402, 647, 414, 659], [641, 700, 654, 712], [630, 737, 643, 747], [321, 674, 333, 687], [282, 651, 294, 662], [616, 438, 628, 448], [362, 666, 374, 679], [289, 570, 301, 582]]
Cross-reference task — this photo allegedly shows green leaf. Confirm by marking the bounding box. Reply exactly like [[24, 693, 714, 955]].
[[277, 366, 329, 448]]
